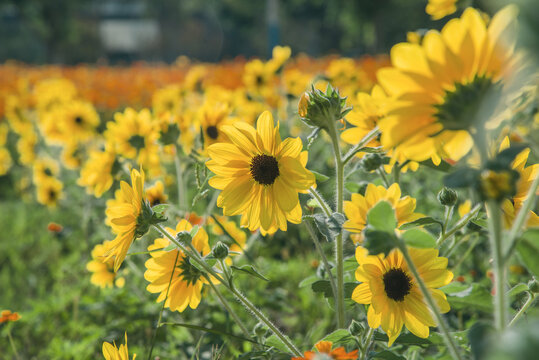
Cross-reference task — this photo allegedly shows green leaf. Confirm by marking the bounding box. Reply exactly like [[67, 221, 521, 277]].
[[189, 225, 200, 237], [151, 204, 169, 214], [506, 283, 529, 298], [363, 229, 398, 256], [516, 229, 539, 278], [443, 167, 480, 189], [399, 217, 443, 231], [321, 329, 355, 345], [306, 213, 345, 242], [367, 201, 397, 233], [401, 228, 436, 248], [264, 335, 290, 353], [231, 265, 269, 281], [188, 257, 210, 274], [311, 280, 357, 299], [311, 170, 330, 182], [298, 275, 319, 288], [369, 350, 406, 360], [420, 158, 453, 172], [441, 283, 493, 313], [468, 322, 494, 360], [495, 144, 527, 168], [345, 182, 367, 195], [373, 332, 432, 345]]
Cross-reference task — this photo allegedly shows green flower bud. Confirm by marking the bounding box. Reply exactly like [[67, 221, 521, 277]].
[[298, 84, 352, 132], [437, 187, 458, 206], [212, 241, 229, 259], [253, 322, 268, 337], [361, 153, 383, 172], [176, 230, 192, 244], [348, 320, 365, 337]]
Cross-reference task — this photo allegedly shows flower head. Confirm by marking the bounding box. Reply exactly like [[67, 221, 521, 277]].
[[87, 241, 125, 289], [0, 310, 21, 323], [352, 247, 453, 346], [206, 111, 316, 235], [78, 147, 117, 197], [144, 220, 211, 312], [292, 340, 358, 360], [426, 0, 457, 20]]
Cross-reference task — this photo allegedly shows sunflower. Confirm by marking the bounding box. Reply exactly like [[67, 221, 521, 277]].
[[104, 168, 145, 272], [206, 111, 316, 235], [0, 147, 12, 176], [426, 0, 458, 20], [243, 59, 276, 96], [292, 340, 358, 360], [344, 183, 423, 242], [33, 78, 77, 114], [78, 147, 117, 198], [16, 130, 37, 165], [145, 180, 168, 207], [102, 333, 136, 360], [144, 219, 212, 312], [377, 6, 519, 164], [57, 100, 100, 142], [199, 102, 232, 148], [499, 138, 539, 228], [87, 241, 125, 289], [152, 84, 183, 116], [352, 247, 453, 346]]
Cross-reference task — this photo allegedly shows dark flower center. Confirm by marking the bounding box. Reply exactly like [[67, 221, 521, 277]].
[[44, 167, 53, 176], [250, 154, 279, 185], [206, 125, 219, 140], [48, 189, 57, 201], [128, 134, 146, 150], [434, 76, 501, 131], [74, 116, 83, 124], [383, 268, 412, 302], [177, 256, 202, 285], [255, 75, 264, 87]]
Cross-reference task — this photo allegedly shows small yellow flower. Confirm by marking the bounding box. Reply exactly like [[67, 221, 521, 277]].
[[78, 147, 117, 198], [87, 241, 124, 289], [145, 180, 168, 207], [426, 0, 458, 20], [36, 177, 63, 208], [352, 247, 453, 346], [144, 220, 212, 312], [102, 333, 136, 360], [206, 111, 316, 235]]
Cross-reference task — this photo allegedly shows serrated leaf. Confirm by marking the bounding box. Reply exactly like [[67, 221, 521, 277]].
[[399, 216, 443, 231], [402, 228, 436, 248], [307, 213, 345, 242], [231, 265, 269, 281], [367, 201, 397, 233], [441, 283, 493, 312], [312, 170, 330, 182], [516, 229, 539, 278], [264, 335, 290, 354]]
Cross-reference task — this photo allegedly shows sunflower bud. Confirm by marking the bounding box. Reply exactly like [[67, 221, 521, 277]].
[[176, 230, 192, 245], [361, 153, 383, 172], [253, 322, 268, 337], [528, 278, 539, 294], [298, 84, 352, 132], [348, 319, 365, 337], [437, 187, 458, 206], [212, 241, 229, 259]]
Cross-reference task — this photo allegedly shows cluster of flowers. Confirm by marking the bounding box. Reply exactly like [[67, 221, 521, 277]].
[[2, 1, 538, 358]]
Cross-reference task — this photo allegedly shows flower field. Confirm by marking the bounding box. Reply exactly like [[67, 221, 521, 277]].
[[1, 2, 538, 360]]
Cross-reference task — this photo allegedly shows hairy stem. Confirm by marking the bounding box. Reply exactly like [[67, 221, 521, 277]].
[[508, 292, 536, 327]]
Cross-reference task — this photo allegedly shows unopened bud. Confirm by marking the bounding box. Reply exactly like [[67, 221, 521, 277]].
[[360, 153, 383, 172], [528, 278, 539, 293], [298, 84, 352, 132], [253, 322, 268, 337], [437, 187, 458, 206], [176, 231, 192, 244], [348, 320, 365, 337], [212, 241, 229, 259]]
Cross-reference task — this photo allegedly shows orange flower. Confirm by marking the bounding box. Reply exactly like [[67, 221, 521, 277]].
[[292, 341, 358, 360], [0, 310, 21, 323]]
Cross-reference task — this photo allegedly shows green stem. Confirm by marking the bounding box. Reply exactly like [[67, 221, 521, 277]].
[[308, 187, 332, 218], [504, 174, 539, 262], [508, 292, 536, 327], [486, 201, 507, 331], [327, 120, 346, 328], [153, 224, 301, 356], [437, 204, 482, 247], [442, 205, 454, 237], [304, 221, 338, 303], [7, 329, 21, 360], [360, 328, 375, 360], [174, 145, 187, 211], [397, 241, 464, 360], [204, 274, 252, 339], [377, 168, 390, 187], [452, 235, 480, 272]]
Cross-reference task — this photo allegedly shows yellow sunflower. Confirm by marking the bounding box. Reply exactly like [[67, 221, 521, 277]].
[[206, 111, 316, 235], [152, 84, 183, 116], [243, 59, 276, 96], [36, 177, 63, 208], [144, 220, 211, 312], [145, 180, 168, 207], [377, 6, 519, 164], [16, 130, 37, 165], [344, 183, 423, 242], [57, 100, 100, 142], [87, 241, 125, 289], [426, 0, 457, 20], [352, 247, 453, 346], [102, 333, 136, 360], [78, 147, 117, 198], [0, 147, 12, 176], [104, 168, 145, 272], [32, 157, 60, 183], [199, 102, 232, 148]]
